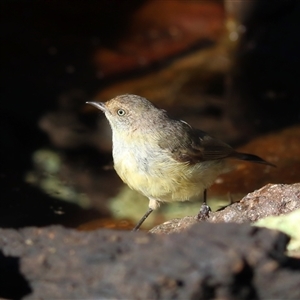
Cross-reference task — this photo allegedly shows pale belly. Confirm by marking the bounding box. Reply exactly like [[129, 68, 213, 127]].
[[113, 144, 226, 203]]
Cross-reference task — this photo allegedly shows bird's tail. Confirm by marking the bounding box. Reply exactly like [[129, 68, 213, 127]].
[[232, 152, 276, 167]]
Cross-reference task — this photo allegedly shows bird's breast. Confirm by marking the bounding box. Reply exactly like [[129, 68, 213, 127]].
[[112, 133, 226, 202]]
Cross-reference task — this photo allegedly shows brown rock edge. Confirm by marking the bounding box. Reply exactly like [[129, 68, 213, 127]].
[[150, 183, 300, 234], [0, 183, 299, 299]]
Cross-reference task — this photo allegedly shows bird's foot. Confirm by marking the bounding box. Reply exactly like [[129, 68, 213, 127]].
[[196, 203, 211, 221]]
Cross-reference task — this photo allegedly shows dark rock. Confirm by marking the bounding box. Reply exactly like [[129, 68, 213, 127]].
[[0, 223, 299, 299]]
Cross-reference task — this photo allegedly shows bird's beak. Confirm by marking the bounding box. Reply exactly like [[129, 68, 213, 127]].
[[86, 101, 106, 112]]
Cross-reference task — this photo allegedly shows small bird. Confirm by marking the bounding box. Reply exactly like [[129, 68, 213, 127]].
[[87, 94, 275, 231]]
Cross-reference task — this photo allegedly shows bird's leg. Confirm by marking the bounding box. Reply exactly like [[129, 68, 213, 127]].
[[132, 207, 153, 231], [203, 189, 207, 206], [197, 189, 211, 220]]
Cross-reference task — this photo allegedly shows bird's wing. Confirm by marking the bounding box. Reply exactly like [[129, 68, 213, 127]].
[[158, 121, 234, 164], [177, 128, 234, 163], [159, 122, 275, 167]]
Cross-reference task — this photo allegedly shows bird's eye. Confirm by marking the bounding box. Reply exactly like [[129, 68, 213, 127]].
[[117, 109, 126, 116]]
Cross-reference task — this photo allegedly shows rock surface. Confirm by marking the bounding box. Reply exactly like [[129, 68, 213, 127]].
[[150, 183, 300, 234], [0, 223, 300, 299]]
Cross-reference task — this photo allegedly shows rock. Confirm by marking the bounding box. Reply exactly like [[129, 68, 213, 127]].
[[150, 183, 300, 234], [0, 223, 299, 299], [211, 183, 300, 223]]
